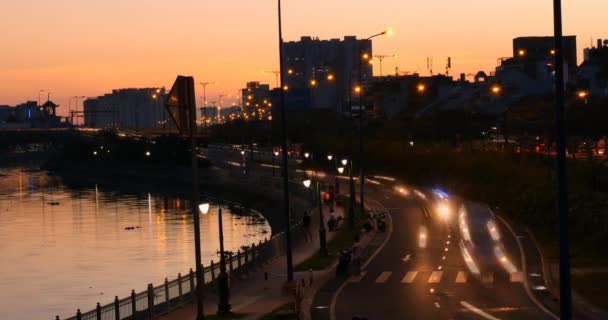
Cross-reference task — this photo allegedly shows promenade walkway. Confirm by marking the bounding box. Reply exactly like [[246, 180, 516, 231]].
[[159, 203, 345, 320]]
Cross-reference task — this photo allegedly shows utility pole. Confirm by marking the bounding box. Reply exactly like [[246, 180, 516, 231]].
[[552, 0, 572, 318], [277, 0, 294, 283]]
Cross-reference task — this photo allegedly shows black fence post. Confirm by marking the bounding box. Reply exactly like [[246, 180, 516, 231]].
[[114, 296, 120, 320], [177, 273, 183, 304], [76, 309, 82, 320], [189, 268, 195, 298], [164, 278, 170, 311], [229, 253, 234, 275], [130, 290, 136, 319], [210, 260, 216, 282], [245, 248, 250, 266], [237, 250, 242, 270], [96, 302, 101, 320], [147, 284, 155, 319], [251, 243, 257, 267]]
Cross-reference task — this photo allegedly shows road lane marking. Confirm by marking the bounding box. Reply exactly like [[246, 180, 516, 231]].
[[434, 302, 441, 308], [482, 272, 494, 284], [428, 271, 443, 283], [350, 271, 367, 283], [375, 271, 392, 283], [401, 271, 418, 283], [455, 271, 467, 283], [460, 301, 501, 320], [510, 271, 523, 283]]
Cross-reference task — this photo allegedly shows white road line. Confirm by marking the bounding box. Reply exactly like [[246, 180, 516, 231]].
[[350, 271, 367, 283], [482, 272, 494, 284], [495, 214, 559, 320], [460, 301, 501, 320], [401, 271, 418, 283], [510, 271, 523, 283], [434, 302, 441, 308], [428, 271, 443, 283], [455, 271, 467, 283], [375, 271, 392, 283]]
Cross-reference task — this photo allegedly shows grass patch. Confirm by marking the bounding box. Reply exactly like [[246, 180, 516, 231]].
[[572, 273, 608, 310], [258, 302, 298, 320], [295, 196, 363, 271], [295, 224, 357, 271]]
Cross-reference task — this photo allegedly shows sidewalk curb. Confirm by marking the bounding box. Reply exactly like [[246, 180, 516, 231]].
[[526, 228, 608, 320], [329, 196, 393, 320], [495, 214, 560, 320]]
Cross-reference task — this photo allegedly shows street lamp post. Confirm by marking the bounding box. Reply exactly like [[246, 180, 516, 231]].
[[200, 82, 215, 130], [342, 158, 355, 228], [357, 29, 392, 223], [216, 202, 231, 315], [303, 179, 328, 255], [552, 0, 572, 318], [38, 90, 44, 108], [277, 0, 294, 283]]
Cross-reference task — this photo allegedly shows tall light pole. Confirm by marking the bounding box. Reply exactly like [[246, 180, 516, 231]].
[[200, 82, 215, 130], [303, 179, 328, 255], [277, 0, 294, 283], [357, 28, 392, 222], [374, 54, 397, 77], [38, 90, 44, 107], [216, 202, 231, 315], [74, 96, 85, 126], [552, 0, 571, 318], [342, 158, 355, 228], [262, 70, 280, 88]]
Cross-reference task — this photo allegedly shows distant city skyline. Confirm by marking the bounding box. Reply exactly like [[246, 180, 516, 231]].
[[1, 0, 606, 114]]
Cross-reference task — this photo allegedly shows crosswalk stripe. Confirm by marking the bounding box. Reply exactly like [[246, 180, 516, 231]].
[[350, 271, 367, 283], [375, 271, 392, 283], [482, 272, 494, 284], [510, 271, 523, 283], [401, 271, 418, 283], [428, 271, 443, 283], [455, 271, 467, 283]]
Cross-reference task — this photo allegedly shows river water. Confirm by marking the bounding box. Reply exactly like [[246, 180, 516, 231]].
[[0, 167, 271, 320]]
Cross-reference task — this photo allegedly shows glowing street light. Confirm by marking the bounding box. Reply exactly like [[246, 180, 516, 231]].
[[326, 74, 334, 81], [491, 84, 502, 95], [302, 178, 327, 255], [341, 159, 348, 166], [577, 90, 588, 99], [338, 167, 345, 174], [304, 152, 310, 159], [310, 79, 317, 86], [354, 86, 362, 94], [417, 84, 426, 93], [327, 154, 333, 161], [199, 203, 210, 214]]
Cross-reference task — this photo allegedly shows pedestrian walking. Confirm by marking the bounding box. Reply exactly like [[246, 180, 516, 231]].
[[302, 210, 312, 242]]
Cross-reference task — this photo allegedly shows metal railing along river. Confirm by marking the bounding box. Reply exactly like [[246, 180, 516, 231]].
[[60, 221, 304, 320]]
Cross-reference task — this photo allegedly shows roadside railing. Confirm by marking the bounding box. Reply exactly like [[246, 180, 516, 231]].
[[60, 219, 304, 320]]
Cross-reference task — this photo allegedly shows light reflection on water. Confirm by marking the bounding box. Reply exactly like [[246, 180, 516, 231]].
[[0, 167, 271, 320]]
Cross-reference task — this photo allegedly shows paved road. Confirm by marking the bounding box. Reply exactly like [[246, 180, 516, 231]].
[[331, 185, 555, 320], [202, 145, 557, 319]]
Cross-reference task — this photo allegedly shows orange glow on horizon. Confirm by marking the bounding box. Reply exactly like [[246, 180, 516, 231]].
[[0, 0, 605, 114]]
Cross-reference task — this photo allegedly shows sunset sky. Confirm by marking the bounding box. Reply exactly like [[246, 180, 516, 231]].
[[1, 0, 606, 114]]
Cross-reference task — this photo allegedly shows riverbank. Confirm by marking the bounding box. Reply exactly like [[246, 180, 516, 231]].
[[44, 158, 307, 234]]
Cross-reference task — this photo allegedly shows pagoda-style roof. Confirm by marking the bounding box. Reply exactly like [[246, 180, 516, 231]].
[[40, 100, 59, 108]]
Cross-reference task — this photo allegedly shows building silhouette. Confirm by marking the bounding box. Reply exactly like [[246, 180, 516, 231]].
[[282, 36, 373, 112], [83, 88, 170, 129]]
